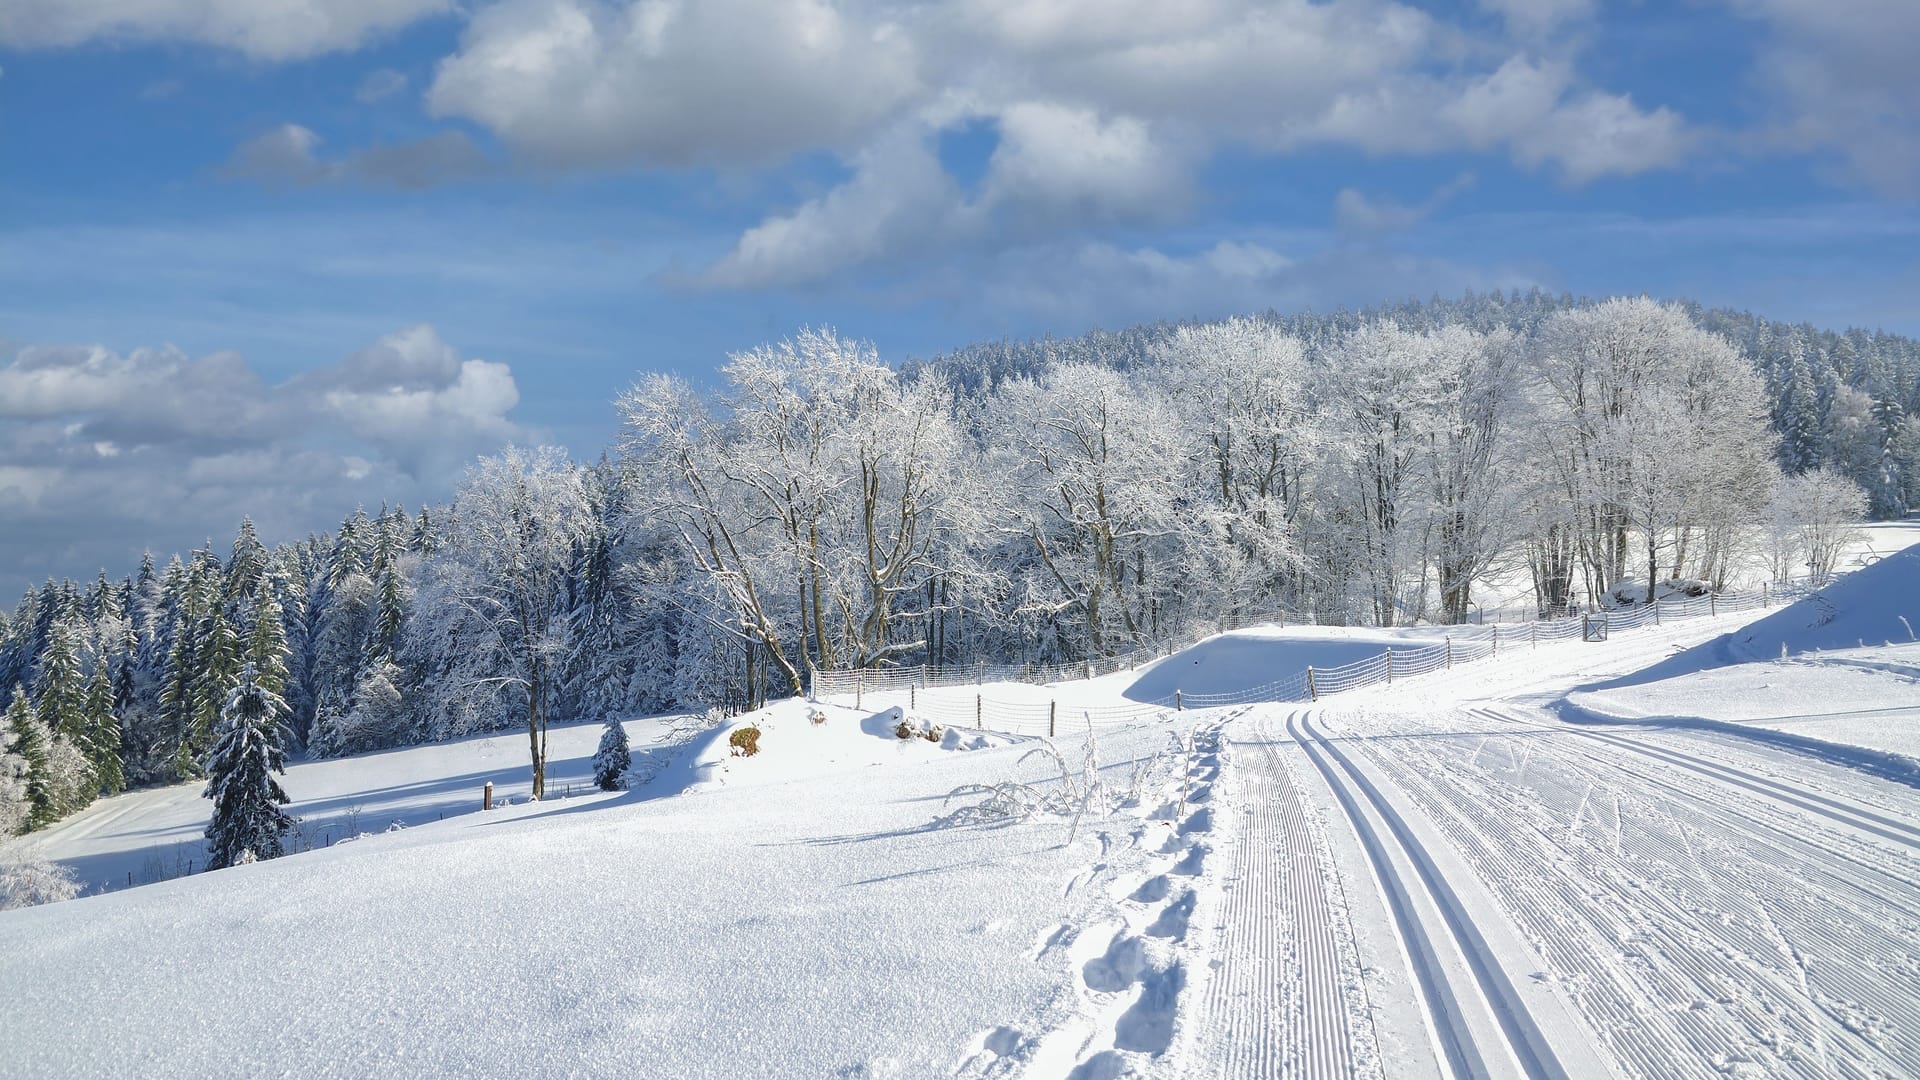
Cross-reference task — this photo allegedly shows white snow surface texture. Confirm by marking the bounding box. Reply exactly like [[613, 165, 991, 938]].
[[3, 530, 1919, 1078]]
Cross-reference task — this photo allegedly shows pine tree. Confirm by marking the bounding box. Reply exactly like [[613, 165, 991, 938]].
[[592, 715, 631, 791], [83, 662, 123, 795], [202, 664, 296, 871], [6, 689, 55, 831]]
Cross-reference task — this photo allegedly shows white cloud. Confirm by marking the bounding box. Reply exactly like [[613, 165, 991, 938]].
[[982, 103, 1189, 223], [701, 128, 963, 288], [0, 0, 450, 61], [0, 325, 526, 590], [427, 0, 922, 168]]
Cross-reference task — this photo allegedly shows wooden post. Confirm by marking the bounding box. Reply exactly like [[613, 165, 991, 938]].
[[1307, 666, 1317, 701], [1532, 623, 1538, 649], [1491, 627, 1497, 657], [1049, 700, 1056, 737], [1653, 598, 1661, 625], [1710, 593, 1717, 617], [976, 694, 982, 726], [1176, 689, 1183, 711], [856, 672, 863, 710], [910, 685, 916, 710], [1445, 638, 1453, 669], [1085, 660, 1093, 681], [483, 781, 494, 811], [1385, 647, 1393, 683]]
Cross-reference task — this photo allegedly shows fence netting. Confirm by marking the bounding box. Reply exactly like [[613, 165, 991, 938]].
[[810, 578, 1812, 737]]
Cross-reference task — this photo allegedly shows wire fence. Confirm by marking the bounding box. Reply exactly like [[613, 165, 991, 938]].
[[811, 577, 1817, 737]]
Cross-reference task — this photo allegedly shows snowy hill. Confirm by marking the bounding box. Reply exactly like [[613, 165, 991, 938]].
[[6, 545, 1920, 1078]]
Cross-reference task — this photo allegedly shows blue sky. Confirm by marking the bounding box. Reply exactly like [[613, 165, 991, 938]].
[[2, 0, 1918, 595]]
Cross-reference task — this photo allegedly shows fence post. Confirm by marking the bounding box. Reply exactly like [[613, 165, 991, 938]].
[[976, 694, 982, 726], [1176, 689, 1183, 711], [1049, 700, 1056, 737], [1763, 581, 1769, 606], [1491, 627, 1498, 657], [910, 685, 916, 710], [1532, 623, 1538, 649], [483, 781, 493, 811], [1385, 647, 1393, 683], [1653, 598, 1660, 625], [1086, 660, 1093, 681], [856, 672, 863, 710], [1445, 637, 1453, 669], [1710, 593, 1717, 617], [1307, 666, 1317, 701]]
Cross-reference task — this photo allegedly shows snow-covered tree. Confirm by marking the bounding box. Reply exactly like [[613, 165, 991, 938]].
[[420, 446, 591, 798], [1769, 467, 1869, 584], [5, 690, 54, 831], [202, 664, 296, 871], [592, 715, 631, 791], [0, 854, 81, 909]]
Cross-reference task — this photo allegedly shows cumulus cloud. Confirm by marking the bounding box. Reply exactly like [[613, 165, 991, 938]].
[[0, 326, 526, 592], [223, 124, 491, 189], [679, 1, 1690, 286], [427, 0, 922, 168], [0, 0, 451, 61], [702, 129, 964, 288]]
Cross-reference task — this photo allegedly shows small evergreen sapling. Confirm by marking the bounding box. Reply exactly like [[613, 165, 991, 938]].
[[202, 664, 297, 871], [592, 715, 631, 791]]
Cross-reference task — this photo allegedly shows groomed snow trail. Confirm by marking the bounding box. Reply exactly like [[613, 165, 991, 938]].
[[1198, 715, 1381, 1079], [1297, 700, 1920, 1078], [1285, 707, 1586, 1080]]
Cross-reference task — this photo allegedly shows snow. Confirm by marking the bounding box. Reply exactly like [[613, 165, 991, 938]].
[[4, 526, 1919, 1078], [1123, 624, 1464, 703]]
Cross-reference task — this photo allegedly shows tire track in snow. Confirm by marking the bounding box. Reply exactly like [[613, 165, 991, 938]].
[[1286, 708, 1572, 1080], [1198, 713, 1378, 1078]]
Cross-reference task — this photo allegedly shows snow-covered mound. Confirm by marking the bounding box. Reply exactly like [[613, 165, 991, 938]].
[[1123, 624, 1458, 703], [1727, 545, 1920, 659]]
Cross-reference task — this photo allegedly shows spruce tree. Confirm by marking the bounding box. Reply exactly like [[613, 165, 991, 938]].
[[245, 577, 292, 699], [183, 569, 239, 778], [592, 715, 631, 791], [6, 689, 55, 830], [33, 627, 87, 745], [202, 664, 296, 870], [83, 662, 123, 795]]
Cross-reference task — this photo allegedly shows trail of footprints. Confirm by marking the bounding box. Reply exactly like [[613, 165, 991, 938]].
[[956, 730, 1224, 1079], [1069, 732, 1222, 1078]]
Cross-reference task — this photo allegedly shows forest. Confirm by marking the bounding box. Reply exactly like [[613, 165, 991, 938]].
[[2, 291, 1914, 831]]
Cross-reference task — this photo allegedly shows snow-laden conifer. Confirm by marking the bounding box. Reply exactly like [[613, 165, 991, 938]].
[[202, 664, 296, 871], [592, 715, 631, 791]]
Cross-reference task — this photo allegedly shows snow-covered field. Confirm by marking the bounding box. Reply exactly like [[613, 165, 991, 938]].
[[4, 530, 1918, 1078]]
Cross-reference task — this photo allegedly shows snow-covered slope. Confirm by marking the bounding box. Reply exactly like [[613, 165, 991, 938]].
[[6, 531, 1919, 1079]]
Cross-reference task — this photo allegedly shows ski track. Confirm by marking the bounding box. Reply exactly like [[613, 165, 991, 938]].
[[1283, 707, 1574, 1080], [1198, 713, 1380, 1079], [1314, 701, 1920, 1078]]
